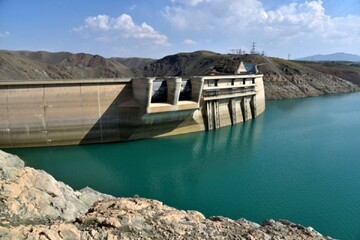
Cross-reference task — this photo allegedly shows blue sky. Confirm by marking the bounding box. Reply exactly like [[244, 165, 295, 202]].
[[0, 0, 359, 59]]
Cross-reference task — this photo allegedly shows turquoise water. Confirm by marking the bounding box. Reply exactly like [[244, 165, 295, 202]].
[[7, 92, 360, 239]]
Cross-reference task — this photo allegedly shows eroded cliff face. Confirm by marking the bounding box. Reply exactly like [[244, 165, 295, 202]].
[[259, 58, 360, 99], [0, 150, 332, 239]]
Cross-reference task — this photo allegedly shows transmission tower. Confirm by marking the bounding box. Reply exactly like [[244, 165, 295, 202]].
[[251, 42, 256, 54]]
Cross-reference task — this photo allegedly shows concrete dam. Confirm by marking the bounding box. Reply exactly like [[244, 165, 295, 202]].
[[0, 71, 265, 148]]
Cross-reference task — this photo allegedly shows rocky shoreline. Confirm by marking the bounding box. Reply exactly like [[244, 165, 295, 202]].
[[0, 150, 333, 239]]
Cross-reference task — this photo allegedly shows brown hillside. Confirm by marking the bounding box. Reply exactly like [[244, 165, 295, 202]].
[[259, 58, 359, 99], [0, 50, 358, 99], [57, 53, 135, 78], [8, 50, 73, 65], [0, 50, 135, 80], [143, 51, 223, 76], [0, 51, 73, 80], [296, 61, 360, 85], [112, 57, 155, 69]]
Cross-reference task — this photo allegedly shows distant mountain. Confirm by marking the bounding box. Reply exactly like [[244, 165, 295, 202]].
[[297, 52, 360, 62]]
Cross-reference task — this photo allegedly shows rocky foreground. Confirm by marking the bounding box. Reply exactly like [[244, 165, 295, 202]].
[[0, 150, 333, 239]]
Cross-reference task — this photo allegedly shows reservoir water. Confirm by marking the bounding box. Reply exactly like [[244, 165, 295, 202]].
[[7, 92, 360, 240]]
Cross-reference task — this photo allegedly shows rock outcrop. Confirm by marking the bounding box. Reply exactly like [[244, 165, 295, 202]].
[[260, 58, 360, 99], [0, 150, 333, 239], [0, 150, 108, 226]]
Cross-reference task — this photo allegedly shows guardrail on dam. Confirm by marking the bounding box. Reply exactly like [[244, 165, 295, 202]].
[[0, 73, 265, 148]]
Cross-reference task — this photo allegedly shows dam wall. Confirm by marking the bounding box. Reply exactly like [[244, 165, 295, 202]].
[[0, 74, 265, 148]]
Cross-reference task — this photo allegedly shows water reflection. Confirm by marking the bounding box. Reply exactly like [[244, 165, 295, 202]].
[[10, 115, 264, 201]]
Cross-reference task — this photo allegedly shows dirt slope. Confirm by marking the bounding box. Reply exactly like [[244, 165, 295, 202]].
[[259, 58, 359, 99]]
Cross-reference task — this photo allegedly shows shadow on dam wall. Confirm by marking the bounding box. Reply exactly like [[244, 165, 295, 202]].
[[79, 83, 198, 145], [79, 83, 138, 144], [0, 79, 201, 148]]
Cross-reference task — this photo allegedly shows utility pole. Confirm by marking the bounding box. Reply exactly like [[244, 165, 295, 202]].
[[230, 49, 244, 56]]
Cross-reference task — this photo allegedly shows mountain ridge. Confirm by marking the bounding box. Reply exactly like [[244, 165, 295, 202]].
[[297, 52, 360, 62], [1, 50, 359, 99], [0, 50, 136, 79]]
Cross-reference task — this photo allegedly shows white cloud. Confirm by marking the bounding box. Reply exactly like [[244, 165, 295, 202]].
[[162, 0, 360, 52], [129, 4, 137, 11], [163, 0, 265, 30], [183, 39, 198, 45], [0, 31, 10, 38], [172, 0, 209, 6], [86, 15, 111, 31], [74, 14, 169, 46]]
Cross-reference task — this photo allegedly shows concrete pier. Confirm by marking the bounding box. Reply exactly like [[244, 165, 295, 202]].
[[0, 73, 265, 148], [201, 74, 265, 130]]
